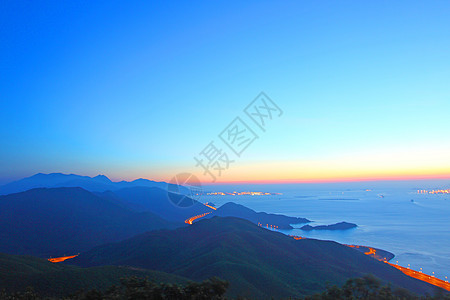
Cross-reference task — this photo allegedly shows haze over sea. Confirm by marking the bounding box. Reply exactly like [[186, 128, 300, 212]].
[[203, 181, 450, 281]]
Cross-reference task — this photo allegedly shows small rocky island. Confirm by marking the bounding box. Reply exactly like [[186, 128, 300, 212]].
[[301, 221, 357, 231]]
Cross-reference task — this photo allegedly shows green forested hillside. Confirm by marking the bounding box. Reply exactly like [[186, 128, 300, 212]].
[[0, 252, 189, 297], [73, 217, 439, 298]]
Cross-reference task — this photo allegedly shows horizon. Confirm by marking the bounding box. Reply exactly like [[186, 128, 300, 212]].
[[1, 2, 450, 297], [2, 171, 449, 188], [1, 1, 450, 185]]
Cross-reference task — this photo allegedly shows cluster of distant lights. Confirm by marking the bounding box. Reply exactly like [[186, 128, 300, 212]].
[[199, 191, 282, 196], [258, 222, 279, 230], [417, 189, 450, 194]]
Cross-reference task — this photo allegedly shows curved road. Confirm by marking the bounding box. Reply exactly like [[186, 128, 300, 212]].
[[48, 254, 79, 263], [50, 208, 450, 292]]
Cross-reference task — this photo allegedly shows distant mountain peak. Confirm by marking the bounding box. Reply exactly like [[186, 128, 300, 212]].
[[32, 172, 64, 177], [131, 178, 157, 184], [0, 173, 180, 195], [93, 174, 112, 182]]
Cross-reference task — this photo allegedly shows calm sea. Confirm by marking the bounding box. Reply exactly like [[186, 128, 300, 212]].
[[202, 183, 450, 281]]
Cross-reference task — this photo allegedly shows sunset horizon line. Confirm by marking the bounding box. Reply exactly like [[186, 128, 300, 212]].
[[4, 171, 449, 187], [202, 174, 450, 186]]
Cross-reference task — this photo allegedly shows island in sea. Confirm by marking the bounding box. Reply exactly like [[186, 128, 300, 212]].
[[301, 221, 357, 231]]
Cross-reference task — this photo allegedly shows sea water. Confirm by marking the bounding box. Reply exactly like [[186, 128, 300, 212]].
[[202, 184, 450, 281]]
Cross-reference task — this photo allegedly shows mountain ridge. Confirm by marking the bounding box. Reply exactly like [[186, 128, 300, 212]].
[[0, 173, 187, 195], [0, 187, 182, 257], [206, 201, 310, 229], [72, 216, 439, 298]]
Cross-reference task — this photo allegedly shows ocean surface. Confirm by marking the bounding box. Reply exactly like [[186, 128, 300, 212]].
[[202, 183, 450, 281]]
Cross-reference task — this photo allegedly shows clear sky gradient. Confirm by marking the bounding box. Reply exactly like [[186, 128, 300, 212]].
[[1, 1, 450, 184]]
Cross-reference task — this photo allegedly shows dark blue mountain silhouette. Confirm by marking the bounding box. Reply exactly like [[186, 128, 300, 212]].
[[0, 187, 182, 257], [0, 173, 186, 195], [206, 202, 310, 229]]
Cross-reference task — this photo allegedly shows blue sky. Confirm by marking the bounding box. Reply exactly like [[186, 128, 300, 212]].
[[1, 1, 450, 184]]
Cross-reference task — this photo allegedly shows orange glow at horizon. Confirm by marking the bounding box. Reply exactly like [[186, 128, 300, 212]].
[[186, 147, 450, 184], [173, 150, 450, 184], [200, 172, 450, 185], [104, 170, 450, 187], [71, 136, 450, 186], [217, 162, 449, 183], [98, 150, 450, 185]]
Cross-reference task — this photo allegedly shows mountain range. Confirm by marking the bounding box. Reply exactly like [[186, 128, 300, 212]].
[[72, 216, 438, 298], [0, 187, 182, 257], [0, 173, 187, 195], [0, 184, 310, 257], [0, 173, 446, 298]]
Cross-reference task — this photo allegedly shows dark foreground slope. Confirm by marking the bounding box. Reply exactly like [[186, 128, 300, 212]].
[[0, 187, 181, 257], [0, 252, 188, 297], [72, 217, 438, 298]]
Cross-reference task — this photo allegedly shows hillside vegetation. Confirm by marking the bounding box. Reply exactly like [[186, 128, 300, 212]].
[[73, 217, 439, 298]]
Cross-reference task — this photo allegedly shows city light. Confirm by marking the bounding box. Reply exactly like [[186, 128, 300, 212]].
[[417, 189, 450, 194], [199, 191, 282, 196]]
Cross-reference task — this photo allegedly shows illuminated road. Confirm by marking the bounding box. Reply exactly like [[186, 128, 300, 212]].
[[387, 262, 450, 291], [184, 202, 217, 224], [290, 237, 450, 291], [184, 211, 450, 292], [48, 254, 79, 263], [345, 245, 389, 261], [364, 247, 376, 256], [346, 244, 450, 292], [203, 202, 217, 210], [184, 212, 212, 224]]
